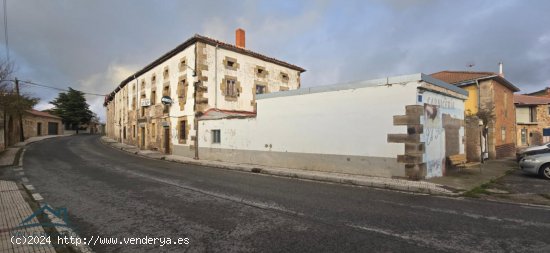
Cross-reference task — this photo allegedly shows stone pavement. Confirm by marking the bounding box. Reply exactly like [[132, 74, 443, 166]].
[[0, 180, 56, 253], [101, 136, 460, 196]]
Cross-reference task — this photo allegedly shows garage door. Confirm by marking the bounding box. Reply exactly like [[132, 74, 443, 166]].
[[47, 122, 59, 135]]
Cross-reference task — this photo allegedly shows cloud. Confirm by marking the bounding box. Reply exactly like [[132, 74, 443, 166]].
[[3, 0, 550, 121]]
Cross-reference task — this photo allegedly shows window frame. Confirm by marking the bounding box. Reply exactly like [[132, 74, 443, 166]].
[[212, 129, 221, 144]]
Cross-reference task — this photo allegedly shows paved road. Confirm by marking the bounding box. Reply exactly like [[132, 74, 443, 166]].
[[22, 135, 550, 252]]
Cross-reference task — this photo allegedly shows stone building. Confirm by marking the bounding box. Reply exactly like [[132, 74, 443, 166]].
[[22, 109, 63, 138], [514, 94, 550, 146], [1, 109, 63, 149], [431, 69, 519, 160], [104, 29, 305, 157]]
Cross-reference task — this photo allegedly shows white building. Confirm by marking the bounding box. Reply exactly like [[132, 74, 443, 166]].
[[198, 74, 468, 179], [104, 29, 305, 157]]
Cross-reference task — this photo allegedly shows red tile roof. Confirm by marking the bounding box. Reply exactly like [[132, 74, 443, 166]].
[[430, 70, 520, 92], [514, 94, 550, 105], [430, 71, 496, 84], [26, 109, 61, 119]]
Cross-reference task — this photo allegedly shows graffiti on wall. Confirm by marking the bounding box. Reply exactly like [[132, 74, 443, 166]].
[[424, 103, 446, 178]]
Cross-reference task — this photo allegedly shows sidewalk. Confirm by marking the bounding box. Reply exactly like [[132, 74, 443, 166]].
[[103, 136, 470, 196], [426, 159, 516, 192], [0, 180, 56, 253]]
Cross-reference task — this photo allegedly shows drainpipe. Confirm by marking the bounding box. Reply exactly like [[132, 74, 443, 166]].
[[214, 43, 218, 108], [194, 44, 200, 160]]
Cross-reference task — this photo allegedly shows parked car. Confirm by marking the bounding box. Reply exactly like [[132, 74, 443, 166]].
[[516, 148, 550, 162], [516, 142, 550, 161], [518, 153, 550, 180]]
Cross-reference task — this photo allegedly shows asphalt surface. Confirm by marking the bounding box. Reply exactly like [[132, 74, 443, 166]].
[[20, 135, 550, 252]]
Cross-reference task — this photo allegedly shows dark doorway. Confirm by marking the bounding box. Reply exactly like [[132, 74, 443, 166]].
[[47, 122, 58, 135], [37, 122, 42, 136], [141, 127, 145, 148], [164, 127, 170, 154]]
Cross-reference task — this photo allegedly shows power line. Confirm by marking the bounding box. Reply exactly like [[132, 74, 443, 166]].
[[3, 0, 9, 62], [1, 79, 107, 96]]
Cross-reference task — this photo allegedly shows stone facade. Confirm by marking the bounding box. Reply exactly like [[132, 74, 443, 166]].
[[104, 31, 305, 157], [22, 110, 63, 138], [431, 71, 519, 160], [514, 94, 550, 147]]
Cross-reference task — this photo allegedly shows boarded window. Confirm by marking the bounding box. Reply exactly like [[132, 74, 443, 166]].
[[212, 130, 221, 143]]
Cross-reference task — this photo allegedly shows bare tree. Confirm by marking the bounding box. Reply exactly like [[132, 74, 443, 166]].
[[0, 59, 39, 143]]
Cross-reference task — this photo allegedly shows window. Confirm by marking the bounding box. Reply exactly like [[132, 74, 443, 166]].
[[212, 130, 221, 143], [151, 74, 156, 84], [151, 90, 156, 104], [152, 123, 156, 138], [179, 79, 186, 99], [280, 72, 289, 82], [224, 57, 238, 70], [123, 127, 126, 139], [163, 67, 169, 79], [521, 128, 527, 145], [133, 125, 136, 138], [256, 85, 266, 94], [226, 79, 237, 97], [227, 60, 235, 68], [179, 120, 187, 141], [530, 107, 537, 122], [501, 127, 506, 142]]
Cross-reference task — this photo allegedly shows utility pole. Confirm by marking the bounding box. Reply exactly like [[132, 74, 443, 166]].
[[15, 77, 24, 141]]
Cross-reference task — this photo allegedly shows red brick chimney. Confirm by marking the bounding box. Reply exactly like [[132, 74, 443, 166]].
[[236, 28, 245, 48]]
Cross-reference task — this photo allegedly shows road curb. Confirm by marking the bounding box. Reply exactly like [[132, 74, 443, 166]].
[[100, 137, 461, 196], [17, 139, 94, 253]]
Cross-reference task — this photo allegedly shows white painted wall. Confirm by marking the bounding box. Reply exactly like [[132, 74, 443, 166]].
[[200, 82, 419, 157]]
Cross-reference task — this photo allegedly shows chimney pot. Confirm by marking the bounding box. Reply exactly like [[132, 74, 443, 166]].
[[498, 62, 504, 77], [236, 28, 245, 48]]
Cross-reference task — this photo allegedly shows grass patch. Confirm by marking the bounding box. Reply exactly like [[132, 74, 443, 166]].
[[462, 180, 495, 198]]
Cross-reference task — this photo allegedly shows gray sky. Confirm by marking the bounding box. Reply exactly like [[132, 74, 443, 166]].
[[3, 0, 550, 121]]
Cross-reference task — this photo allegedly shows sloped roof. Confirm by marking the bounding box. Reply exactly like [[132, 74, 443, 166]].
[[199, 108, 256, 120], [104, 34, 306, 106], [26, 109, 61, 119], [526, 87, 550, 97], [430, 70, 520, 92], [514, 94, 550, 105], [430, 71, 495, 84]]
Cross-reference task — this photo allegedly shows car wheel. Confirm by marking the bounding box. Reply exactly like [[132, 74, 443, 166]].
[[540, 164, 550, 180]]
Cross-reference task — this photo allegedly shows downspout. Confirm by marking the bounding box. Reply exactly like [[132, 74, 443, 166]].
[[194, 43, 199, 160], [215, 43, 218, 108], [134, 74, 138, 146]]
